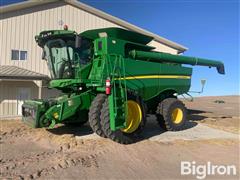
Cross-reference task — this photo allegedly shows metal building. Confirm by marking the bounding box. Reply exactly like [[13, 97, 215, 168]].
[[0, 0, 187, 118]]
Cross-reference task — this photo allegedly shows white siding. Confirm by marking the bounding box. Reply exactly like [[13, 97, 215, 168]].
[[0, 81, 38, 117], [148, 40, 178, 54]]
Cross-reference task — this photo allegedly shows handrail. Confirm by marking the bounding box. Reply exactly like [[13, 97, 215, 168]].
[[105, 54, 127, 123]]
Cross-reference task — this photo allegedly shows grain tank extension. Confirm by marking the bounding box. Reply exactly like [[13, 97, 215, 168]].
[[22, 27, 225, 144]]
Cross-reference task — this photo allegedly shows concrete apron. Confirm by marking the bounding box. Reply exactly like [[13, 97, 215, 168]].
[[76, 120, 239, 142], [148, 123, 239, 142]]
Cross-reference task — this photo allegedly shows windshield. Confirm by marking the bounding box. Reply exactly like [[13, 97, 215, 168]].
[[44, 37, 92, 79]]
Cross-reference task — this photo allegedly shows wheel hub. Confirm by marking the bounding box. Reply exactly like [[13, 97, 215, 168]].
[[121, 100, 142, 133], [171, 108, 183, 124]]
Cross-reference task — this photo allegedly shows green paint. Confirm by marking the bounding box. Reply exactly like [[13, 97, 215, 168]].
[[129, 50, 225, 74], [22, 27, 225, 130]]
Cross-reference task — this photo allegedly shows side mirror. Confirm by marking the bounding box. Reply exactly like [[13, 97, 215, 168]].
[[189, 79, 207, 94], [75, 35, 82, 48], [41, 49, 46, 60]]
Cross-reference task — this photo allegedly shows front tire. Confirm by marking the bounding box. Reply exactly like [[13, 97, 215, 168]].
[[100, 92, 146, 144], [156, 98, 187, 131], [89, 94, 107, 137]]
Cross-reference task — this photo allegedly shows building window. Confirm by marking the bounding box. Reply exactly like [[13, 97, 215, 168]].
[[20, 51, 27, 60], [11, 50, 19, 60], [11, 50, 27, 60]]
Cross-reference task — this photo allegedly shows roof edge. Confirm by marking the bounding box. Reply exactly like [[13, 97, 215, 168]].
[[0, 0, 59, 13], [0, 65, 49, 80]]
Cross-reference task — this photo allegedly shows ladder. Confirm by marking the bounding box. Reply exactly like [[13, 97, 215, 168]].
[[107, 54, 127, 130]]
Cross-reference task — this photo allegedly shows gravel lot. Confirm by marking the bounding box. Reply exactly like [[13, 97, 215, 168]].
[[0, 95, 239, 179]]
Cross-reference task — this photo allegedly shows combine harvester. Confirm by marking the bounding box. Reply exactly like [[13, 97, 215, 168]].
[[22, 27, 225, 144]]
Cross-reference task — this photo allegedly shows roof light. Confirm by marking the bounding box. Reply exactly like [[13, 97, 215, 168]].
[[63, 24, 68, 30]]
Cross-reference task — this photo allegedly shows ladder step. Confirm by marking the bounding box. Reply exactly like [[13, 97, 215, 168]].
[[116, 100, 124, 104], [115, 107, 124, 110], [116, 115, 125, 120], [115, 97, 124, 101]]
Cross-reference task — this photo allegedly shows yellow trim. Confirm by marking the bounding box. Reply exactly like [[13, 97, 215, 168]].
[[171, 108, 183, 124], [121, 100, 142, 133], [116, 75, 191, 80]]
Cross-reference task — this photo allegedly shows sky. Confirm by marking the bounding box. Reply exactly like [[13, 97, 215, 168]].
[[1, 0, 239, 96]]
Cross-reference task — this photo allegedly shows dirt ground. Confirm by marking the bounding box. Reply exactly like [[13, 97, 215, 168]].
[[0, 95, 239, 180], [184, 95, 240, 134]]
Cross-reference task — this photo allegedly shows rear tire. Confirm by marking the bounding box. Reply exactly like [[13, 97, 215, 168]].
[[156, 98, 187, 131], [100, 92, 146, 144], [89, 94, 107, 137]]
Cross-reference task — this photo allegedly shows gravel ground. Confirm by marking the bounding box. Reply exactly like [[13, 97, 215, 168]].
[[0, 95, 239, 179]]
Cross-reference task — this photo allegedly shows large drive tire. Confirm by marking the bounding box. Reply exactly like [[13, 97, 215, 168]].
[[89, 94, 107, 137], [100, 92, 146, 144], [156, 98, 187, 131]]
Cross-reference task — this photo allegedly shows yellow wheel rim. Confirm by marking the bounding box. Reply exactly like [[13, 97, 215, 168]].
[[171, 108, 183, 124], [121, 100, 142, 133]]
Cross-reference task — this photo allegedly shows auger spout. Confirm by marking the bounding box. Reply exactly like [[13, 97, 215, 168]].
[[129, 50, 225, 74]]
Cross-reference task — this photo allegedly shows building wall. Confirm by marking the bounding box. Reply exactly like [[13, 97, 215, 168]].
[[0, 80, 62, 117], [0, 81, 39, 117], [148, 40, 178, 54], [0, 1, 178, 77]]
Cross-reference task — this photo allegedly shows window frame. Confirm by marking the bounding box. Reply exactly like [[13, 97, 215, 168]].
[[11, 50, 19, 60], [11, 50, 28, 61], [20, 51, 27, 60]]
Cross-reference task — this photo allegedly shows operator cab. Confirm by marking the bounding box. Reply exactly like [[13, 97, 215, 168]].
[[37, 30, 93, 80]]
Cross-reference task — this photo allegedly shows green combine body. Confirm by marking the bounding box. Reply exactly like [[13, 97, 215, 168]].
[[22, 27, 225, 144]]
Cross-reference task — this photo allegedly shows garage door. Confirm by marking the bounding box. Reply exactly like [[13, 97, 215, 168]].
[[17, 87, 31, 115]]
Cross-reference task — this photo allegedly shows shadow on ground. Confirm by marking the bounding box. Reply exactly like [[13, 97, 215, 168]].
[[142, 114, 198, 140], [188, 109, 210, 121], [47, 108, 207, 142], [47, 122, 93, 136]]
